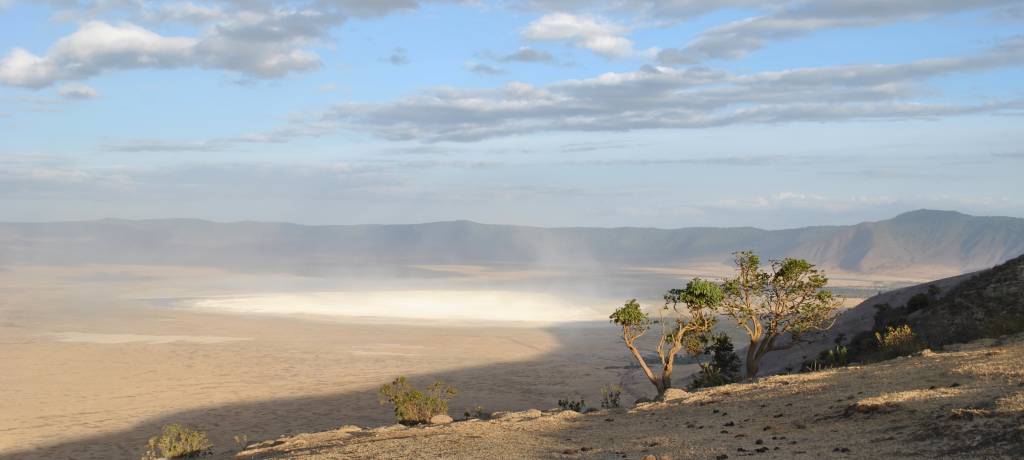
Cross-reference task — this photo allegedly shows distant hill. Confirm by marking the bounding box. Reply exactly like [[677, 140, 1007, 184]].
[[0, 210, 1021, 277]]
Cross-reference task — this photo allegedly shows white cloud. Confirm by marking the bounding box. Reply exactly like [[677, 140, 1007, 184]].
[[143, 2, 224, 23], [0, 12, 332, 88], [57, 83, 99, 99], [521, 12, 651, 58], [242, 38, 1024, 142], [0, 21, 196, 88], [659, 0, 1021, 63]]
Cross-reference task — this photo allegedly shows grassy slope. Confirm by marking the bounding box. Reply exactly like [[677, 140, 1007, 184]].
[[237, 335, 1024, 460]]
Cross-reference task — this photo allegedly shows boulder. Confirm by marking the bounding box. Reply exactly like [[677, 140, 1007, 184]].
[[661, 388, 688, 402], [429, 414, 454, 425]]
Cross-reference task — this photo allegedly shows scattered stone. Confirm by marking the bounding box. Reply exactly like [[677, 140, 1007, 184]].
[[428, 415, 453, 425], [755, 447, 769, 453], [716, 455, 729, 460], [563, 448, 579, 455], [755, 439, 764, 445], [724, 421, 735, 427], [773, 413, 784, 418], [844, 401, 899, 416], [949, 382, 961, 388]]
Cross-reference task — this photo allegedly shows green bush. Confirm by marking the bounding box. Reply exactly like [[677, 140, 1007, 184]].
[[875, 324, 924, 359], [378, 376, 456, 425], [689, 333, 741, 388], [463, 405, 488, 419], [600, 385, 622, 409], [558, 398, 586, 412], [802, 344, 849, 372], [141, 424, 212, 460]]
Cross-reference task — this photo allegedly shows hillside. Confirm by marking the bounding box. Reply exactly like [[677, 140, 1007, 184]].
[[758, 253, 1024, 376], [1, 210, 1021, 277], [237, 334, 1024, 459]]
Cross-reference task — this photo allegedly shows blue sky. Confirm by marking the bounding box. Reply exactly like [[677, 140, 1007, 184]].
[[1, 0, 1022, 228]]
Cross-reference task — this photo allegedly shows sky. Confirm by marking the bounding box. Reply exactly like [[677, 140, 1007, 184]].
[[1, 0, 1022, 229]]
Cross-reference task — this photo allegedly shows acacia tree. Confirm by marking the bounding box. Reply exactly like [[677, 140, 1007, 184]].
[[610, 278, 722, 398], [720, 251, 841, 380]]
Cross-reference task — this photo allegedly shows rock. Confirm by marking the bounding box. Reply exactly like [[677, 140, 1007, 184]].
[[660, 388, 688, 402], [429, 415, 453, 425], [634, 397, 653, 405], [642, 455, 657, 460], [491, 409, 542, 420], [552, 410, 583, 419], [336, 425, 362, 433]]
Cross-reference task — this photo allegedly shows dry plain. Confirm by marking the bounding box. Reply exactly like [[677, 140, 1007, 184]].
[[0, 262, 888, 459]]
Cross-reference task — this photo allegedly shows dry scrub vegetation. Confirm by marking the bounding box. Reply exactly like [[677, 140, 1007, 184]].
[[236, 334, 1024, 459]]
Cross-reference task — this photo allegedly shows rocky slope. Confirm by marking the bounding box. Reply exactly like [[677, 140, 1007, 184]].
[[235, 335, 1024, 459]]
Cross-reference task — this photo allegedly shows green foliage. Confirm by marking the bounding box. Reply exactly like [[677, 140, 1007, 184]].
[[875, 325, 924, 359], [611, 279, 724, 395], [558, 398, 586, 412], [906, 292, 930, 313], [689, 333, 741, 388], [719, 250, 841, 378], [600, 384, 622, 409], [378, 376, 457, 425], [802, 344, 849, 372], [610, 299, 649, 328], [141, 424, 212, 460], [463, 405, 488, 420]]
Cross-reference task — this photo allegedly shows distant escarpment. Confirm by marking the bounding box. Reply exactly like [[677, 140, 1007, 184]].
[[1, 210, 1021, 277]]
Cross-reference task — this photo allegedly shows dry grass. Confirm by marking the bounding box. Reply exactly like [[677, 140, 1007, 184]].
[[237, 334, 1024, 459]]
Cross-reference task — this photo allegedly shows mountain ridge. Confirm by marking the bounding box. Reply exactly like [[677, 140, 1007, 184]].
[[1, 209, 1021, 277]]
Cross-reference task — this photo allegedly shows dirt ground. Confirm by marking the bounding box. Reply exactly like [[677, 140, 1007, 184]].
[[239, 335, 1024, 460]]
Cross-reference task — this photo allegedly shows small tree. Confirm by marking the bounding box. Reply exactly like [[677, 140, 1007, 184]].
[[378, 376, 456, 424], [690, 333, 741, 388], [610, 278, 722, 398], [720, 251, 841, 380]]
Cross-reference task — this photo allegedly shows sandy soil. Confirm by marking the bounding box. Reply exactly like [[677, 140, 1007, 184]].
[[0, 265, 641, 460], [240, 335, 1024, 460]]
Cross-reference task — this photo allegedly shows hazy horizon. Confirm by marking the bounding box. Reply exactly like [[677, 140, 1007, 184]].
[[1, 208, 1019, 231]]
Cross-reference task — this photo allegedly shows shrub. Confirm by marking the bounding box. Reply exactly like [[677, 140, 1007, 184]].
[[600, 385, 622, 409], [558, 398, 586, 412], [378, 376, 456, 425], [463, 405, 488, 419], [906, 293, 930, 313], [141, 424, 212, 460], [802, 344, 849, 372], [689, 333, 741, 388], [875, 324, 924, 359]]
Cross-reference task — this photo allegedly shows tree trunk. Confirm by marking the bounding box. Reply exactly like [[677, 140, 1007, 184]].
[[745, 339, 761, 380], [624, 339, 662, 396]]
